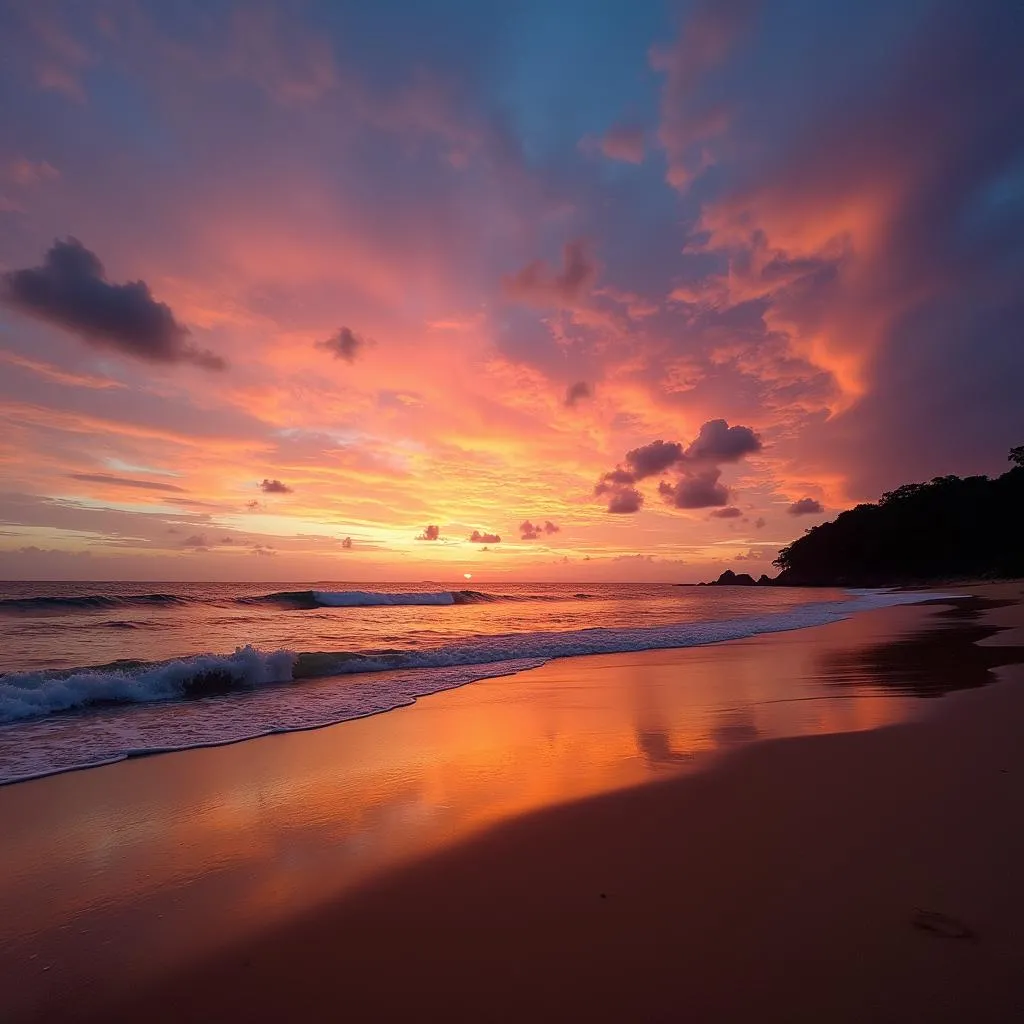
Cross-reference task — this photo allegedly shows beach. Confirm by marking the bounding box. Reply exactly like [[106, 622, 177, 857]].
[[2, 584, 1023, 1021]]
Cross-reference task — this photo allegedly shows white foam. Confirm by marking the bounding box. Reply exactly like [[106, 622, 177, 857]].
[[0, 646, 295, 723]]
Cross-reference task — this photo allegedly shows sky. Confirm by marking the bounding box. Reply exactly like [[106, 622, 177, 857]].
[[0, 0, 1022, 582]]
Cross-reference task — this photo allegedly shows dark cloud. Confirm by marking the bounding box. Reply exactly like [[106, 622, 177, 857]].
[[659, 468, 729, 508], [341, 536, 352, 549], [221, 536, 234, 544], [417, 524, 440, 541], [70, 473, 186, 493], [469, 530, 501, 544], [621, 422, 760, 480], [503, 240, 597, 308], [709, 505, 742, 519], [684, 419, 762, 463], [0, 239, 224, 370], [753, 516, 766, 529], [595, 467, 637, 494], [181, 533, 208, 548], [625, 440, 685, 479], [519, 519, 558, 540], [564, 380, 592, 407], [260, 479, 293, 494], [607, 487, 644, 514], [788, 497, 824, 516], [245, 500, 262, 511], [315, 326, 365, 363], [597, 420, 760, 513]]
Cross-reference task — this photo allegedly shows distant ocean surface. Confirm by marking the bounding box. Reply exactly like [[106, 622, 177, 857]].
[[0, 581, 934, 785]]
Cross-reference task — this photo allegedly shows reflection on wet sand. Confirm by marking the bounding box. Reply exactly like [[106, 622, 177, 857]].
[[1, 595, 1021, 1021], [819, 597, 1024, 696]]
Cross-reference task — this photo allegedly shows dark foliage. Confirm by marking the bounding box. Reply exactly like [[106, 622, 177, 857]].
[[774, 450, 1024, 585]]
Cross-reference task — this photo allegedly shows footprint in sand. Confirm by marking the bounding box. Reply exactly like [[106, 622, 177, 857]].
[[911, 909, 976, 939]]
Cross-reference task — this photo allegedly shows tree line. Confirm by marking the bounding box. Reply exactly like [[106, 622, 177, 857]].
[[773, 447, 1024, 586]]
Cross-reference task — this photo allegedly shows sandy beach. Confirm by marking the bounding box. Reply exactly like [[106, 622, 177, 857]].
[[2, 585, 1023, 1022]]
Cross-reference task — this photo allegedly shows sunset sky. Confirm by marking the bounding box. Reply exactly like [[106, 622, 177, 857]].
[[1, 0, 1021, 582]]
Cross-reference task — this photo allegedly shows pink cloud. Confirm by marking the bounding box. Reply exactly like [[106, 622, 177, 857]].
[[600, 124, 645, 164]]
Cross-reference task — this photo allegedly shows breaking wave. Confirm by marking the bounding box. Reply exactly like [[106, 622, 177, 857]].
[[0, 647, 296, 723]]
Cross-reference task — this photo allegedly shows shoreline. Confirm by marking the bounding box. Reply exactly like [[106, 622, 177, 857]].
[[0, 585, 947, 788], [2, 584, 1022, 1021]]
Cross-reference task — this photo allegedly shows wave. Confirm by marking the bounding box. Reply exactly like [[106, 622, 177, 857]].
[[0, 647, 296, 723], [248, 588, 584, 609], [0, 593, 188, 614], [0, 589, 944, 727], [1, 587, 598, 616]]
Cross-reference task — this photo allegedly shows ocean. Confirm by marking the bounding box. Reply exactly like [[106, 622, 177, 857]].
[[0, 581, 936, 785]]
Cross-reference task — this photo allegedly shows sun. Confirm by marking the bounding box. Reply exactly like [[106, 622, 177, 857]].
[[463, 573, 472, 580]]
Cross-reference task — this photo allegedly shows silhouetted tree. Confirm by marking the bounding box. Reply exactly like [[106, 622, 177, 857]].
[[773, 447, 1024, 585]]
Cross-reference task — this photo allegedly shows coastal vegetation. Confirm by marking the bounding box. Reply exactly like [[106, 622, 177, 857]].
[[771, 447, 1024, 586], [707, 447, 1024, 586]]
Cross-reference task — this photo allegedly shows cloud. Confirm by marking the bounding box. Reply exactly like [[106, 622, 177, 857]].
[[69, 473, 186, 493], [6, 158, 60, 185], [621, 424, 760, 479], [652, 0, 759, 188], [341, 536, 352, 549], [0, 239, 224, 370], [753, 516, 766, 529], [600, 124, 645, 164], [315, 326, 366, 363], [625, 440, 685, 479], [519, 519, 557, 540], [503, 240, 597, 309], [181, 533, 208, 548], [596, 420, 761, 513], [595, 467, 638, 493], [735, 546, 775, 562], [260, 478, 293, 494], [469, 530, 501, 544], [564, 380, 592, 407], [245, 500, 262, 511], [417, 524, 440, 541], [709, 505, 742, 519], [659, 468, 729, 508], [788, 497, 824, 516], [607, 487, 644, 514], [684, 419, 762, 463], [650, 1, 1024, 496]]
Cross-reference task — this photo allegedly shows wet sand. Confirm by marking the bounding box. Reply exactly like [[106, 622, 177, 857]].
[[2, 585, 1023, 1021]]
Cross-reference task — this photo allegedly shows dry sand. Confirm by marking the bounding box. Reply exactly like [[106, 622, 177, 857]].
[[95, 584, 1024, 1023]]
